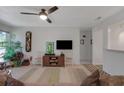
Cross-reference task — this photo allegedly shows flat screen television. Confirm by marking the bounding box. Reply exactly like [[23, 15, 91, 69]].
[[56, 40, 72, 50]]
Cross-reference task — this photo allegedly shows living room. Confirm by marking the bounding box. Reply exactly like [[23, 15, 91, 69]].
[[0, 5, 124, 88]]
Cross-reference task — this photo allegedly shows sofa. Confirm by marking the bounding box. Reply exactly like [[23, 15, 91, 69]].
[[0, 69, 124, 86]]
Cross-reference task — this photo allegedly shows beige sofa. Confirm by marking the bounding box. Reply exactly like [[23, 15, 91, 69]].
[[0, 68, 124, 86]]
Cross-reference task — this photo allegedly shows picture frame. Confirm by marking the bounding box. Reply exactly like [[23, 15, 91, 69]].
[[46, 42, 54, 54], [25, 31, 32, 52]]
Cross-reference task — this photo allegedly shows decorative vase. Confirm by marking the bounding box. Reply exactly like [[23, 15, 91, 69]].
[[60, 52, 64, 56]]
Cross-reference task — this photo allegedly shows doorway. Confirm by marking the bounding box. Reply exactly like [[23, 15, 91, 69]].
[[80, 30, 92, 64]]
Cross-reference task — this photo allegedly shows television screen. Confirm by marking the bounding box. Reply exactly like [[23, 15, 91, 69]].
[[56, 40, 72, 50]]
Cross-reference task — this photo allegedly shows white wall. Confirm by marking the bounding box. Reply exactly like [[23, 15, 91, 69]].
[[0, 22, 13, 32], [11, 27, 80, 64], [107, 21, 124, 51], [80, 31, 92, 64], [92, 27, 103, 65], [93, 9, 124, 75]]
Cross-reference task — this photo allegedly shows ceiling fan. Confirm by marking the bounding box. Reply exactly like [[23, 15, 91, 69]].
[[20, 6, 58, 23]]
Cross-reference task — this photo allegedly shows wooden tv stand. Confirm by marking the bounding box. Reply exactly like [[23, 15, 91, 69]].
[[43, 55, 65, 67]]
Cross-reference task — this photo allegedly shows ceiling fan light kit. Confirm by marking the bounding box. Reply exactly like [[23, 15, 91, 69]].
[[20, 6, 58, 23], [40, 14, 47, 20]]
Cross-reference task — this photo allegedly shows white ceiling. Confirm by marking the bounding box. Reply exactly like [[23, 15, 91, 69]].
[[0, 6, 123, 29]]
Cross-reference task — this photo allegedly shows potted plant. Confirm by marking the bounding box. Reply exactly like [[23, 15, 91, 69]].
[[10, 52, 23, 67], [3, 41, 23, 67]]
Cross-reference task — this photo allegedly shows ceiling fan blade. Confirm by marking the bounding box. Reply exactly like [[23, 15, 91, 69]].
[[46, 18, 52, 23], [48, 6, 58, 14], [20, 12, 39, 15]]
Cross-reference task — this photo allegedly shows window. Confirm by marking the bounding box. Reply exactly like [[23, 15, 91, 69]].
[[0, 31, 9, 61]]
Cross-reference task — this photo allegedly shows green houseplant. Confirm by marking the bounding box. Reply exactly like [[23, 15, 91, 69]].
[[3, 46, 15, 61], [3, 41, 23, 67]]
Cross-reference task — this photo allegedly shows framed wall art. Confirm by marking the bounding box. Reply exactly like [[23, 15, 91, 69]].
[[25, 31, 32, 52], [46, 42, 54, 54]]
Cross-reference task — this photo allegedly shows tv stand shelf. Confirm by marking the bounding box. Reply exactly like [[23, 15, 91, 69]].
[[43, 55, 65, 67]]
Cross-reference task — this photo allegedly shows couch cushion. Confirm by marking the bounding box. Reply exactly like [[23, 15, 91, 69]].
[[0, 70, 24, 86], [0, 70, 8, 86], [5, 76, 24, 86], [99, 75, 124, 86], [81, 70, 100, 86]]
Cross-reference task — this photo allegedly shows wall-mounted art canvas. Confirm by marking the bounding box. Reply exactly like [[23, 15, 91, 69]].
[[46, 42, 54, 54], [25, 31, 32, 52]]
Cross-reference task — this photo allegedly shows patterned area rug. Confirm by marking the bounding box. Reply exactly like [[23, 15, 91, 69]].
[[10, 64, 99, 85]]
